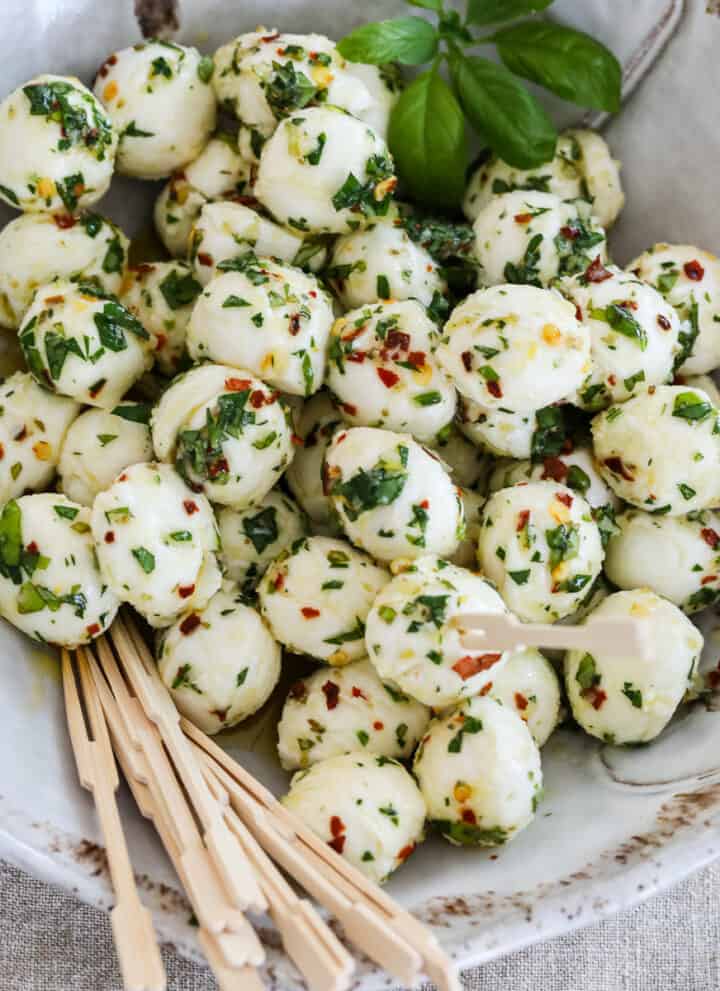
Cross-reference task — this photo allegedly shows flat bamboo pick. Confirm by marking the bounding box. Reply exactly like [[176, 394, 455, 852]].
[[62, 649, 166, 991]]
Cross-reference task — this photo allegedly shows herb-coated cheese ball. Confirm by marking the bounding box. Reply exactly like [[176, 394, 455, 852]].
[[325, 427, 464, 562], [477, 481, 604, 622], [217, 489, 307, 585], [564, 589, 703, 744], [472, 191, 607, 287], [0, 372, 79, 503], [457, 395, 535, 459], [151, 363, 295, 509], [488, 444, 618, 511], [277, 658, 430, 770], [94, 41, 216, 179], [343, 62, 400, 139], [592, 385, 720, 515], [486, 647, 561, 747], [0, 212, 128, 329], [413, 696, 542, 846], [366, 555, 509, 707], [627, 244, 720, 375], [157, 582, 281, 734], [91, 462, 221, 627], [431, 425, 491, 493], [566, 129, 625, 229], [0, 494, 119, 646], [282, 753, 426, 883], [0, 75, 116, 213], [451, 487, 484, 570], [186, 259, 333, 397], [285, 392, 342, 526], [437, 285, 589, 412], [254, 107, 396, 235], [57, 404, 153, 507], [259, 535, 388, 664], [18, 281, 152, 409]]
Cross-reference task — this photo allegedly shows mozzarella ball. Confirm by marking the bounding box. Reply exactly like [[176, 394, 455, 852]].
[[217, 489, 307, 585], [94, 41, 216, 179], [366, 555, 509, 707], [478, 481, 604, 622], [259, 535, 388, 664], [151, 364, 294, 509], [488, 445, 618, 511], [57, 405, 153, 507], [486, 647, 561, 747], [277, 657, 430, 770], [437, 284, 589, 412], [451, 488, 484, 570], [154, 175, 208, 259], [0, 75, 116, 213], [282, 753, 426, 883], [18, 281, 152, 408], [592, 385, 720, 515], [565, 589, 703, 744], [325, 427, 463, 562], [343, 62, 400, 139], [187, 261, 333, 396], [566, 129, 624, 229], [627, 244, 720, 375], [91, 462, 221, 627], [255, 107, 396, 235], [0, 212, 128, 328], [285, 392, 342, 526], [413, 696, 542, 846], [0, 493, 119, 645], [158, 582, 280, 734], [0, 372, 79, 503], [473, 191, 607, 287], [431, 426, 491, 492], [457, 395, 535, 459]]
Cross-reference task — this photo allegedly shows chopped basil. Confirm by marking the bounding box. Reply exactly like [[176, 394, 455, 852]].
[[159, 268, 202, 310], [102, 237, 125, 274], [376, 274, 390, 299], [222, 295, 251, 309], [508, 569, 530, 585], [111, 403, 151, 424], [431, 820, 507, 846], [447, 714, 483, 753], [622, 682, 642, 708], [131, 546, 156, 574], [545, 524, 579, 568], [331, 460, 408, 521], [575, 652, 600, 692], [237, 667, 249, 687], [53, 505, 79, 521], [413, 391, 442, 406], [504, 232, 543, 287], [672, 390, 712, 422], [531, 405, 566, 462], [324, 617, 365, 646], [566, 464, 591, 495], [123, 121, 154, 138], [242, 506, 279, 554], [197, 55, 214, 83], [678, 482, 696, 501], [590, 302, 647, 351]]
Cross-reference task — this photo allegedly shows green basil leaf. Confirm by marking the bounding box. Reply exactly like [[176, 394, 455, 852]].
[[408, 0, 443, 8], [337, 16, 438, 66], [466, 0, 553, 25]]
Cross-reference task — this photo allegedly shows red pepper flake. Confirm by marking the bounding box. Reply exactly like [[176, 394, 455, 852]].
[[419, 499, 429, 510], [701, 575, 718, 586], [541, 456, 567, 483], [373, 721, 384, 731], [684, 259, 705, 281], [210, 707, 229, 724], [452, 653, 502, 680], [118, 472, 128, 482], [607, 374, 617, 386], [340, 402, 357, 416], [657, 314, 671, 331], [208, 456, 229, 479], [104, 531, 115, 544], [397, 843, 416, 862], [197, 252, 214, 267], [225, 377, 251, 392], [479, 681, 493, 696], [461, 350, 473, 372], [584, 256, 613, 283], [386, 329, 410, 352], [44, 295, 65, 305], [301, 606, 320, 619], [53, 213, 76, 229], [347, 351, 366, 364], [377, 367, 399, 389], [556, 491, 573, 508], [574, 303, 583, 321], [183, 499, 198, 515], [154, 333, 168, 351], [328, 835, 346, 854], [351, 686, 367, 700], [603, 456, 635, 481], [516, 509, 530, 531], [559, 225, 579, 240], [514, 212, 533, 224], [648, 385, 656, 395], [487, 379, 502, 399], [461, 808, 477, 824], [89, 380, 105, 398], [26, 541, 38, 554], [701, 528, 720, 549], [178, 584, 196, 598], [14, 426, 27, 442], [0, 442, 4, 460], [86, 623, 100, 637], [250, 389, 267, 408], [261, 31, 280, 41], [273, 572, 285, 591], [620, 299, 639, 311], [330, 815, 345, 837], [288, 313, 302, 336], [322, 680, 340, 710], [289, 680, 308, 701], [589, 687, 607, 710], [514, 692, 528, 711], [309, 289, 318, 299], [180, 613, 201, 636], [291, 433, 304, 446]]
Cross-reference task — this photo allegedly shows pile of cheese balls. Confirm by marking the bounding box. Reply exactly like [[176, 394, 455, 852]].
[[0, 27, 716, 886]]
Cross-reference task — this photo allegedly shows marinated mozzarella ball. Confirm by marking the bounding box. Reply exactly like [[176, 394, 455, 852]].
[[94, 41, 216, 179], [254, 107, 396, 235], [627, 244, 720, 374], [457, 395, 535, 459], [158, 582, 281, 734], [413, 696, 542, 846], [325, 427, 464, 562], [431, 425, 490, 492], [0, 75, 116, 213], [566, 129, 625, 229], [565, 589, 703, 744], [477, 481, 604, 623], [437, 285, 589, 412], [259, 535, 388, 664], [488, 445, 618, 511], [451, 487, 484, 570], [486, 647, 562, 747], [187, 260, 333, 396], [342, 63, 400, 139], [0, 372, 79, 503], [593, 385, 720, 515], [217, 489, 307, 585], [285, 392, 342, 526], [91, 462, 221, 627], [472, 191, 607, 287], [0, 494, 119, 645], [0, 212, 128, 328], [57, 405, 153, 506], [277, 658, 430, 770], [282, 753, 426, 883], [366, 555, 509, 707], [151, 364, 294, 509]]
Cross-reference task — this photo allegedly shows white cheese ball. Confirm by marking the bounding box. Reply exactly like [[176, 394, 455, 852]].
[[285, 392, 342, 526], [282, 753, 426, 883], [187, 261, 333, 397], [366, 555, 510, 707], [413, 695, 542, 846], [431, 426, 491, 493], [486, 647, 561, 747], [477, 481, 604, 622], [255, 107, 396, 235], [217, 489, 307, 585], [91, 461, 221, 628], [0, 75, 117, 213], [473, 191, 607, 288], [94, 41, 216, 179], [457, 395, 535, 459], [157, 582, 280, 734], [57, 405, 153, 507], [0, 372, 79, 503], [558, 264, 681, 410], [325, 427, 464, 563], [437, 285, 589, 412], [259, 535, 388, 664], [566, 129, 625, 229], [592, 385, 720, 515], [451, 488, 485, 570], [627, 244, 720, 375], [0, 493, 119, 646], [18, 281, 152, 408], [565, 589, 703, 744], [488, 445, 618, 511], [277, 657, 430, 770], [0, 212, 128, 329], [343, 63, 400, 139]]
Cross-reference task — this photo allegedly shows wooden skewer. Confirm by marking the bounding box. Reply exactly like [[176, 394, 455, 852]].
[[62, 648, 166, 991]]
